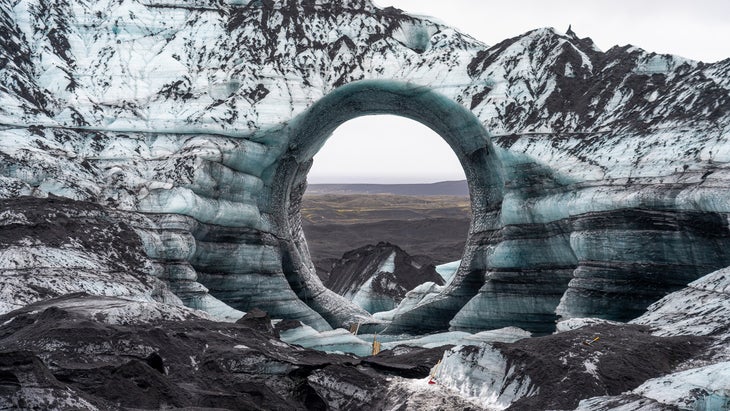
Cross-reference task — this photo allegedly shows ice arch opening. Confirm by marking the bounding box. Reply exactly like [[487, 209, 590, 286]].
[[303, 115, 470, 313], [268, 80, 505, 331]]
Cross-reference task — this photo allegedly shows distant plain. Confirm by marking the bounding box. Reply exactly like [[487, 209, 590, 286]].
[[301, 187, 471, 276]]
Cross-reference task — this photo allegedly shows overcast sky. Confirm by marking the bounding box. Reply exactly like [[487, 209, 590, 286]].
[[307, 0, 730, 184]]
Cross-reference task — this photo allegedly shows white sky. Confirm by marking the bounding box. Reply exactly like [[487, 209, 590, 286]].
[[308, 0, 730, 184], [307, 115, 465, 184], [374, 0, 730, 63]]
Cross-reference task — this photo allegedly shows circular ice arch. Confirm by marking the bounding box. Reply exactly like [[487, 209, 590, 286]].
[[269, 80, 504, 332]]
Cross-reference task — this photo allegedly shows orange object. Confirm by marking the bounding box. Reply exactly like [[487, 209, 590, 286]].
[[371, 334, 381, 355], [583, 336, 600, 346]]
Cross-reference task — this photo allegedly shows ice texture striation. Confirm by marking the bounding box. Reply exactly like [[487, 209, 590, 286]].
[[0, 0, 729, 334], [0, 196, 183, 314]]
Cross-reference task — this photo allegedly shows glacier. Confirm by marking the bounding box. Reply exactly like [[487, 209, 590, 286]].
[[1, 0, 730, 408], [0, 0, 728, 362]]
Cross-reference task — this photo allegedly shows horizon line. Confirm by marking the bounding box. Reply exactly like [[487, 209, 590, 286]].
[[307, 179, 467, 185]]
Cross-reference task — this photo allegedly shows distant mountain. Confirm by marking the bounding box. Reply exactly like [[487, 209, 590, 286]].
[[325, 242, 444, 314], [305, 180, 469, 196]]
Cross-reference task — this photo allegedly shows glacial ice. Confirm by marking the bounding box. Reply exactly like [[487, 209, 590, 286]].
[[555, 317, 623, 333], [8, 295, 215, 326], [576, 362, 730, 411], [435, 260, 460, 283], [373, 281, 444, 322], [350, 277, 395, 314], [198, 271, 332, 331], [1, 0, 729, 341], [192, 242, 282, 274], [391, 20, 438, 53], [435, 343, 536, 410], [279, 323, 372, 357], [631, 266, 730, 344], [138, 187, 264, 228], [364, 260, 461, 321], [379, 252, 396, 274], [280, 323, 529, 358], [185, 293, 245, 322], [0, 199, 191, 315], [0, 2, 729, 409], [376, 326, 530, 351], [569, 267, 730, 409], [632, 363, 730, 410]]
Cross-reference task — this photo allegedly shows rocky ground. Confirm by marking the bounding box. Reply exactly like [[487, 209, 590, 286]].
[[0, 293, 477, 410], [301, 193, 470, 278], [1, 288, 727, 410], [434, 267, 730, 410], [438, 324, 709, 410], [0, 196, 179, 314]]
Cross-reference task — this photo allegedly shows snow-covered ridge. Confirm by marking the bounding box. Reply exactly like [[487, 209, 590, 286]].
[[324, 242, 444, 314], [3, 0, 728, 137]]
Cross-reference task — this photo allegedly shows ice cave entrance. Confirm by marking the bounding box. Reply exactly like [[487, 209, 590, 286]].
[[301, 114, 470, 314], [270, 80, 504, 330]]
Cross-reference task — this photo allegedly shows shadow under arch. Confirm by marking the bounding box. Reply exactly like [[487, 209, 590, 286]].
[[269, 80, 505, 333]]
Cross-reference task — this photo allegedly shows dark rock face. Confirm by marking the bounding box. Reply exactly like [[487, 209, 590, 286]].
[[502, 325, 708, 410], [0, 294, 483, 410], [325, 242, 444, 313], [362, 345, 451, 378], [0, 307, 343, 409], [236, 307, 278, 337], [0, 350, 119, 410]]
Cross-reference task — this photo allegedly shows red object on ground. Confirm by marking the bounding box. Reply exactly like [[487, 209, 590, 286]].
[[428, 379, 437, 385]]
